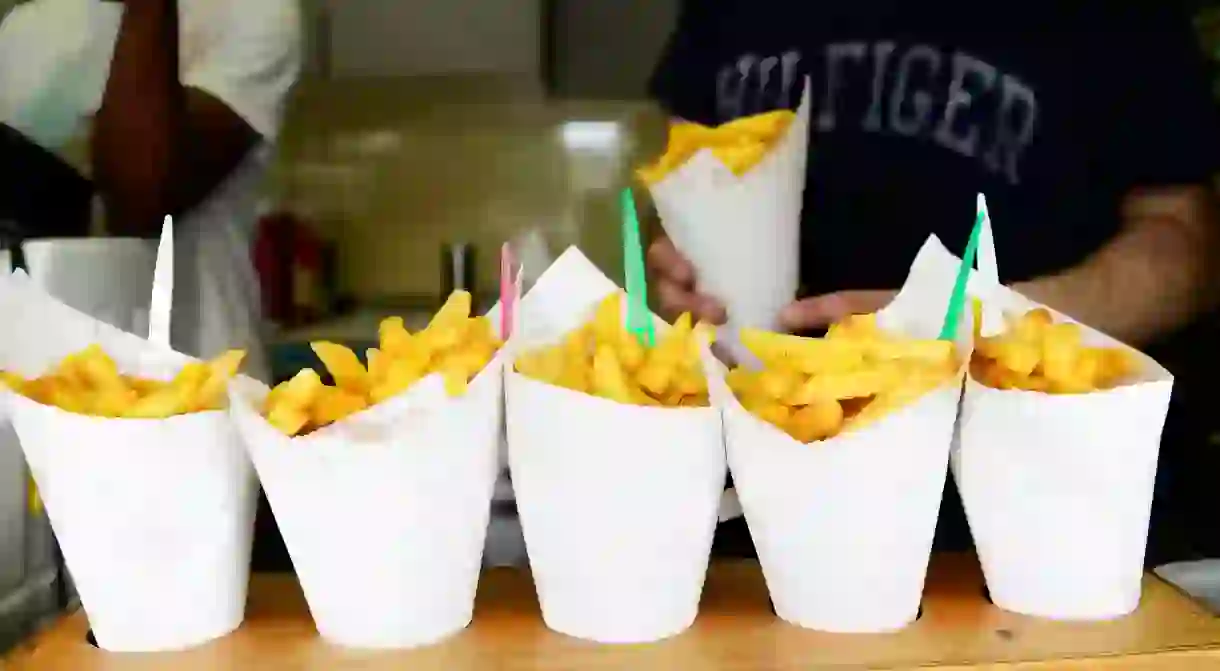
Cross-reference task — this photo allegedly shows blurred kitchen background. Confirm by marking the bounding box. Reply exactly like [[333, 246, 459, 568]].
[[0, 0, 687, 650], [4, 0, 1220, 653], [29, 0, 684, 361], [11, 0, 1220, 374]]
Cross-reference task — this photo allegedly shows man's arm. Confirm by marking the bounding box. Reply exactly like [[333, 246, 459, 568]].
[[1017, 186, 1220, 346], [1015, 6, 1220, 347], [92, 0, 267, 236]]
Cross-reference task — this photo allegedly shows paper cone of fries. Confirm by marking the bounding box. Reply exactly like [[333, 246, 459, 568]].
[[229, 300, 504, 649], [706, 237, 969, 634], [647, 79, 810, 366], [0, 222, 256, 653], [954, 223, 1171, 621], [505, 247, 726, 644]]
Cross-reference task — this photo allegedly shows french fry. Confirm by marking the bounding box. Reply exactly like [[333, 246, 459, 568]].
[[262, 290, 503, 437], [731, 318, 959, 443], [2, 348, 246, 419], [514, 292, 714, 408], [637, 109, 797, 184], [971, 307, 1136, 394]]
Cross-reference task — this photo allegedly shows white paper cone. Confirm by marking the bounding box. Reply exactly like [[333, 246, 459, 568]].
[[19, 238, 157, 335], [710, 237, 969, 633], [9, 392, 255, 652], [229, 355, 502, 649], [955, 286, 1172, 620], [505, 247, 726, 644], [0, 240, 257, 653], [649, 79, 810, 366]]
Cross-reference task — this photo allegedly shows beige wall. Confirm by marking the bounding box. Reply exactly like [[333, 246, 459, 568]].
[[270, 76, 668, 302], [552, 0, 680, 99], [325, 0, 542, 79]]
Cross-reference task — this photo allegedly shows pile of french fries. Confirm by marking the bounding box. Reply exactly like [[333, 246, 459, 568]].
[[728, 315, 959, 443], [637, 109, 796, 184], [971, 307, 1135, 393], [263, 291, 502, 437], [0, 345, 245, 419], [515, 293, 713, 408]]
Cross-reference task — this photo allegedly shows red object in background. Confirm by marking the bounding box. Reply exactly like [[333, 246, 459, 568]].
[[254, 212, 330, 327]]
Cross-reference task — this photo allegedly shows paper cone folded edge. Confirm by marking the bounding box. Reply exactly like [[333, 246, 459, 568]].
[[647, 75, 813, 189]]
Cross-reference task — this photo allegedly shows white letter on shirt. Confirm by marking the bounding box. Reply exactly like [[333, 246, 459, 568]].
[[983, 74, 1039, 185], [863, 41, 896, 132], [779, 50, 803, 108], [890, 45, 942, 137], [934, 52, 998, 158], [717, 53, 759, 120], [818, 42, 867, 132]]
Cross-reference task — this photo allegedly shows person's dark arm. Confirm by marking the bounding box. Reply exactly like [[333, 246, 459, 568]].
[[1014, 7, 1220, 346], [92, 0, 297, 236], [1017, 187, 1219, 346]]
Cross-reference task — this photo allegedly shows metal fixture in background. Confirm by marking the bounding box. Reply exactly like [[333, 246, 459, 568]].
[[441, 243, 477, 301]]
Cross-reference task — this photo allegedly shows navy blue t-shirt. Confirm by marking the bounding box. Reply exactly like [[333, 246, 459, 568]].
[[651, 1, 1220, 554], [650, 1, 1220, 296]]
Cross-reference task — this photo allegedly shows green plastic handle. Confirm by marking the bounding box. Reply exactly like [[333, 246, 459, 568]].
[[939, 206, 986, 341], [620, 188, 655, 346]]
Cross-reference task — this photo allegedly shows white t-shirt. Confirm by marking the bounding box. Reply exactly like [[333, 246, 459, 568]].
[[173, 0, 302, 381], [0, 0, 302, 381]]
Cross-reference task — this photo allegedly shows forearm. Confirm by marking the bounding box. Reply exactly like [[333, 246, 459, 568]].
[[92, 0, 181, 236], [1015, 189, 1219, 346]]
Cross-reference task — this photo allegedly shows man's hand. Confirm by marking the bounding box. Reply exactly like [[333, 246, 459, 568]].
[[778, 290, 897, 333], [648, 234, 727, 325]]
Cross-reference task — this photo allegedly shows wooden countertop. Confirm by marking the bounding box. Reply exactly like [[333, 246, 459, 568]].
[[6, 555, 1220, 670]]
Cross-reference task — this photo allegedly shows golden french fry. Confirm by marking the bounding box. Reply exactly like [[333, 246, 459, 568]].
[[733, 317, 959, 442], [0, 371, 24, 393], [788, 400, 844, 443], [91, 387, 140, 418], [366, 348, 388, 385], [267, 403, 311, 436], [971, 307, 1135, 394], [720, 109, 794, 141], [638, 110, 796, 184], [379, 317, 413, 356], [310, 386, 369, 426], [515, 297, 712, 408], [3, 344, 247, 419], [591, 346, 647, 405], [264, 291, 503, 436], [311, 342, 370, 394], [277, 369, 325, 409], [741, 327, 865, 375], [122, 384, 194, 419], [196, 350, 247, 410], [421, 290, 474, 351]]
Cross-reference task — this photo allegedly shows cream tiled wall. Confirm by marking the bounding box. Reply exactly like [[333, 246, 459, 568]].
[[270, 76, 669, 301]]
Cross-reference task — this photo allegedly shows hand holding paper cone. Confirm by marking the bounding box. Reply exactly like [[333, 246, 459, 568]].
[[515, 292, 714, 408], [263, 290, 503, 436], [729, 315, 960, 443], [645, 81, 810, 365]]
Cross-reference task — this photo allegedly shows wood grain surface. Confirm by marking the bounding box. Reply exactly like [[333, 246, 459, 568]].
[[6, 555, 1220, 670]]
